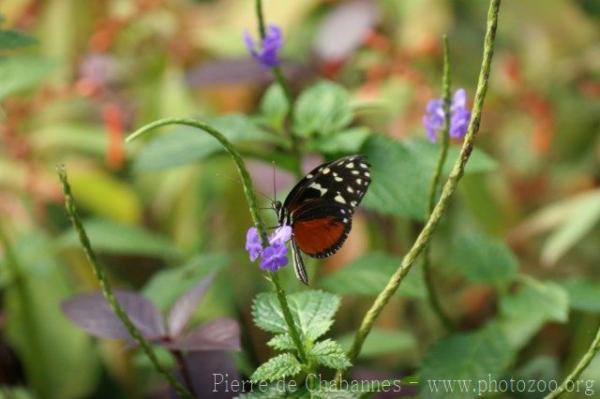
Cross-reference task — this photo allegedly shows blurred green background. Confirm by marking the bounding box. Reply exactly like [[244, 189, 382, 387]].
[[0, 0, 599, 398]]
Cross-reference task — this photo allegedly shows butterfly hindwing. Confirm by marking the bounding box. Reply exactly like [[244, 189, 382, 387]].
[[292, 201, 353, 258]]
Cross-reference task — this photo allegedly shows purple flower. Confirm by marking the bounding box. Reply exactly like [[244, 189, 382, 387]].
[[245, 227, 262, 262], [423, 89, 471, 143], [245, 225, 291, 272], [243, 25, 283, 68], [259, 243, 288, 272]]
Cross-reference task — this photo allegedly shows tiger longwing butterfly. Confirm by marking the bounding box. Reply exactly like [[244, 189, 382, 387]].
[[274, 155, 371, 284]]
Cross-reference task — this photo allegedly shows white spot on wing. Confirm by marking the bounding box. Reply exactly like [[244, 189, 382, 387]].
[[309, 182, 327, 196], [345, 162, 355, 169], [360, 163, 368, 169], [334, 192, 346, 204], [306, 174, 313, 179], [340, 209, 346, 214], [350, 200, 357, 206], [334, 176, 343, 182], [322, 167, 330, 174], [351, 170, 359, 175], [347, 187, 354, 193], [365, 172, 370, 177], [343, 218, 348, 223], [356, 178, 362, 185]]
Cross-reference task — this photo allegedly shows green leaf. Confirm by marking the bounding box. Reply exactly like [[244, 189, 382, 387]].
[[293, 81, 353, 137], [406, 138, 498, 175], [6, 232, 99, 399], [309, 127, 372, 154], [319, 252, 425, 298], [309, 339, 351, 370], [267, 334, 296, 351], [133, 114, 279, 172], [57, 218, 179, 259], [260, 84, 289, 131], [338, 328, 416, 359], [541, 190, 600, 265], [446, 232, 519, 285], [290, 290, 340, 340], [251, 353, 302, 383], [562, 278, 600, 313], [498, 276, 568, 350], [361, 135, 497, 219], [252, 290, 340, 341], [0, 55, 52, 99], [67, 167, 142, 224], [361, 135, 430, 219], [420, 325, 513, 399], [143, 253, 229, 311], [0, 29, 37, 50]]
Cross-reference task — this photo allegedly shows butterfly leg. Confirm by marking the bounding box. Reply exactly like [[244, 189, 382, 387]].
[[291, 240, 309, 285]]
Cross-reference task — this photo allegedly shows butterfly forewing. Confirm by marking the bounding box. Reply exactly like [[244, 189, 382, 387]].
[[283, 155, 371, 259]]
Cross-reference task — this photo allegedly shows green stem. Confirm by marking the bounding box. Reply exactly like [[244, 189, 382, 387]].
[[254, 0, 266, 39], [57, 167, 194, 399], [423, 35, 455, 332], [270, 272, 308, 363], [126, 118, 307, 362], [544, 323, 600, 399], [0, 224, 50, 399], [254, 0, 302, 178], [344, 0, 502, 366]]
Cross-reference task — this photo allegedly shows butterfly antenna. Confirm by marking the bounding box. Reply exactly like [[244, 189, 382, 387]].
[[272, 161, 277, 205]]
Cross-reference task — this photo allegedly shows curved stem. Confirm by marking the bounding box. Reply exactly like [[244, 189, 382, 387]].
[[544, 324, 600, 399], [423, 35, 455, 332], [57, 167, 194, 399], [126, 118, 307, 362], [344, 0, 502, 365]]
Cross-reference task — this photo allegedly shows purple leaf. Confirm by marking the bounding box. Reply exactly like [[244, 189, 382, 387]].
[[314, 0, 380, 62], [167, 273, 214, 337], [62, 290, 165, 340], [166, 318, 241, 351], [168, 351, 241, 399]]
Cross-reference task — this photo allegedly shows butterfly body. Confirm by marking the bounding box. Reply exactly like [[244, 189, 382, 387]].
[[276, 155, 372, 284]]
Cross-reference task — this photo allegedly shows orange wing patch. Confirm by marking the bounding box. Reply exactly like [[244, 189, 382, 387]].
[[293, 217, 346, 257]]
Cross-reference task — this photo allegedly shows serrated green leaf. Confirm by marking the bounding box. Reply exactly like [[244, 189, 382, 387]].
[[57, 218, 178, 259], [252, 292, 289, 334], [0, 29, 37, 50], [252, 290, 340, 341], [251, 353, 302, 383], [446, 232, 519, 285], [133, 114, 280, 172], [260, 84, 289, 131], [338, 328, 416, 359], [143, 253, 229, 311], [0, 55, 52, 99], [498, 276, 569, 350], [309, 339, 351, 370], [294, 81, 353, 137], [420, 325, 513, 399], [309, 127, 372, 154], [319, 252, 425, 298], [562, 278, 600, 313], [267, 334, 296, 351], [290, 290, 340, 340], [362, 135, 497, 219]]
